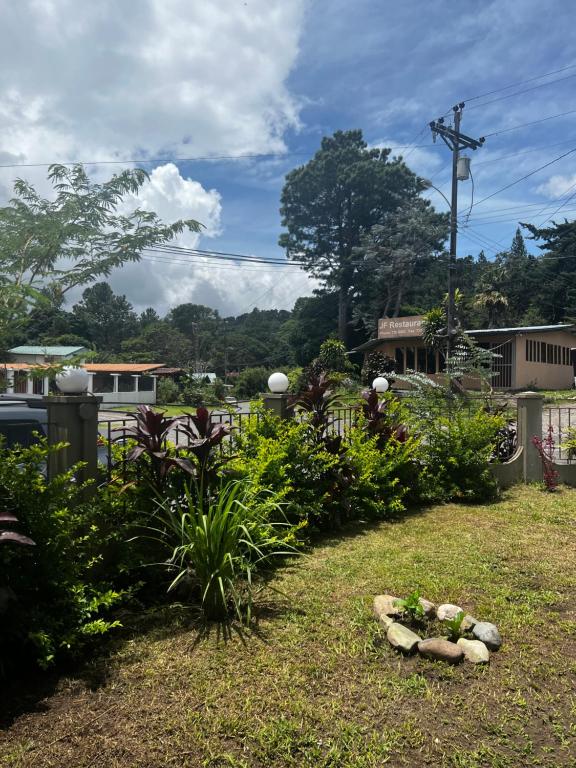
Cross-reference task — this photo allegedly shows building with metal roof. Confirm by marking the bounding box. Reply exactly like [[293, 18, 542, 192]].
[[354, 315, 576, 390]]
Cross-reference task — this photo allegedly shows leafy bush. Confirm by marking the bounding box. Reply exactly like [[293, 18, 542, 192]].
[[156, 377, 180, 404], [152, 479, 297, 621], [361, 351, 396, 386], [119, 405, 194, 493], [232, 408, 343, 530], [414, 410, 504, 503], [345, 419, 417, 520], [232, 406, 415, 530], [234, 367, 271, 399], [0, 439, 129, 670]]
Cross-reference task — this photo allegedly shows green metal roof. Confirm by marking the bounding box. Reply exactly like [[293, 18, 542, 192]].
[[8, 345, 86, 356]]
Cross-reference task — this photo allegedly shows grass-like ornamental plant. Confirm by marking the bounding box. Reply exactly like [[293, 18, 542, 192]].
[[154, 479, 297, 622]]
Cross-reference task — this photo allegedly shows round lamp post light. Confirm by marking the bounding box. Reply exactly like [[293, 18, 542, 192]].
[[55, 366, 89, 394], [372, 376, 389, 393], [268, 372, 289, 394]]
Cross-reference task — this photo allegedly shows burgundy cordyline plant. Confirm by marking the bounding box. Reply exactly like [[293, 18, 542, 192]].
[[532, 425, 560, 492]]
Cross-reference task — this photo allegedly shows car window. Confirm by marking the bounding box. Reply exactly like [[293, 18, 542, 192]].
[[0, 420, 46, 449]]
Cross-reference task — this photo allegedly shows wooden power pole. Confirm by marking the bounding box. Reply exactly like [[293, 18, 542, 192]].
[[430, 103, 485, 361]]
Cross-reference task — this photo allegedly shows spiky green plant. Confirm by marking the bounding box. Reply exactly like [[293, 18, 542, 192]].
[[154, 479, 297, 621]]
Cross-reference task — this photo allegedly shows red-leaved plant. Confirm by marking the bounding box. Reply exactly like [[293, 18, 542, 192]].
[[360, 388, 408, 448], [179, 407, 231, 487], [532, 426, 559, 492], [117, 405, 195, 493], [287, 372, 341, 439]]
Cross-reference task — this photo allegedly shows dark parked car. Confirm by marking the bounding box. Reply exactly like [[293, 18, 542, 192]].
[[0, 398, 48, 448]]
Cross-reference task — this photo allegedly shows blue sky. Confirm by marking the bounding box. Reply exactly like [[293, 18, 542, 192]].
[[1, 0, 575, 314]]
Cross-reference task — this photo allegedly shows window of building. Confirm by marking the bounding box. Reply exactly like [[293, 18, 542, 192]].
[[395, 347, 404, 373], [406, 347, 415, 371], [417, 348, 427, 373], [140, 376, 155, 392], [427, 349, 437, 374]]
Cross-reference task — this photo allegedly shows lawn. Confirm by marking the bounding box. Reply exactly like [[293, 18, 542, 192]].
[[1, 485, 576, 767]]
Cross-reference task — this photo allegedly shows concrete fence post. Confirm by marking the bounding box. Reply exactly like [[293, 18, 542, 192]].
[[261, 393, 292, 420], [42, 394, 102, 488], [516, 392, 543, 483]]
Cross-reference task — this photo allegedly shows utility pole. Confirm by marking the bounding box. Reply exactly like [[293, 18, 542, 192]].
[[430, 103, 485, 361]]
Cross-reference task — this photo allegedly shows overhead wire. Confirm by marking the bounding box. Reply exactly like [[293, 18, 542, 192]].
[[0, 143, 439, 170], [464, 147, 576, 210], [459, 63, 576, 104], [482, 109, 576, 138], [465, 72, 576, 110]]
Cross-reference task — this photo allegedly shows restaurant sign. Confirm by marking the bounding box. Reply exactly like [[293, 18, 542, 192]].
[[378, 315, 425, 339]]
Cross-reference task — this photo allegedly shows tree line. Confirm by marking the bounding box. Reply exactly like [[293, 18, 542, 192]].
[[2, 131, 576, 381]]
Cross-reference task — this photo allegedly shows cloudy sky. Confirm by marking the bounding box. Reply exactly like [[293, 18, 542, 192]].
[[1, 0, 575, 315]]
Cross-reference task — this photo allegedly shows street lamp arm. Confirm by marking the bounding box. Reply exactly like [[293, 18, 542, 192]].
[[428, 183, 452, 210]]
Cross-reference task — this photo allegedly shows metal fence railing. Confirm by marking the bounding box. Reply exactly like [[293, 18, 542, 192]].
[[542, 407, 576, 463], [97, 404, 361, 481]]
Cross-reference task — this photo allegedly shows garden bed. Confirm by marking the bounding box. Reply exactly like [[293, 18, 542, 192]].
[[1, 485, 576, 767]]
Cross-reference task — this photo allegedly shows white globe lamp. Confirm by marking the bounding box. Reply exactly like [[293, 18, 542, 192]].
[[55, 366, 89, 394], [372, 376, 389, 393], [268, 372, 289, 394]]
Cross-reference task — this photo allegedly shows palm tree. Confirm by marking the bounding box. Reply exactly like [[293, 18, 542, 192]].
[[474, 290, 509, 328]]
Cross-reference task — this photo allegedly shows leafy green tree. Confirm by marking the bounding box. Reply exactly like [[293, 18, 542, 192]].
[[233, 367, 271, 398], [72, 283, 138, 352], [0, 164, 201, 348], [354, 197, 448, 333], [280, 293, 339, 366], [279, 130, 425, 344], [120, 321, 193, 367], [522, 219, 576, 323], [139, 308, 161, 328]]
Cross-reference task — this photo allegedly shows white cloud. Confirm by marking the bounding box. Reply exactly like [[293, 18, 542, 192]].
[[102, 162, 317, 315], [0, 1, 310, 314], [536, 174, 576, 199], [0, 0, 304, 163], [122, 162, 222, 244]]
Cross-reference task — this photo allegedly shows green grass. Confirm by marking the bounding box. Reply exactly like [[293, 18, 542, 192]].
[[2, 485, 576, 767], [535, 389, 576, 405]]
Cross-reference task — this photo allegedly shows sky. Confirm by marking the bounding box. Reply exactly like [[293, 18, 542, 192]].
[[1, 0, 576, 316]]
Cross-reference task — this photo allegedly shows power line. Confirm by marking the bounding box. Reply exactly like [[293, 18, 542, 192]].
[[0, 143, 438, 171], [465, 147, 576, 210], [460, 208, 576, 226], [460, 63, 576, 104], [482, 109, 576, 138], [141, 255, 302, 273], [465, 72, 576, 110], [144, 245, 304, 266]]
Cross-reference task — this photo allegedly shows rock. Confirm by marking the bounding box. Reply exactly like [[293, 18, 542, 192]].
[[472, 621, 502, 651], [373, 594, 402, 619], [417, 637, 464, 664], [377, 613, 395, 631], [461, 614, 477, 631], [386, 623, 421, 653], [419, 598, 436, 619], [437, 603, 464, 621], [457, 638, 490, 664]]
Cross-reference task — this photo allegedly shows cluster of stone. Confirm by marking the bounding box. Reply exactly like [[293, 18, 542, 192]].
[[373, 594, 502, 664]]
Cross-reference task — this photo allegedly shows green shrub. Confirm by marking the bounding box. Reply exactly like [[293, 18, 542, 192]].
[[345, 419, 417, 520], [0, 439, 131, 670], [156, 377, 180, 404], [231, 408, 343, 530], [414, 410, 504, 503], [234, 367, 270, 399], [232, 407, 417, 531]]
